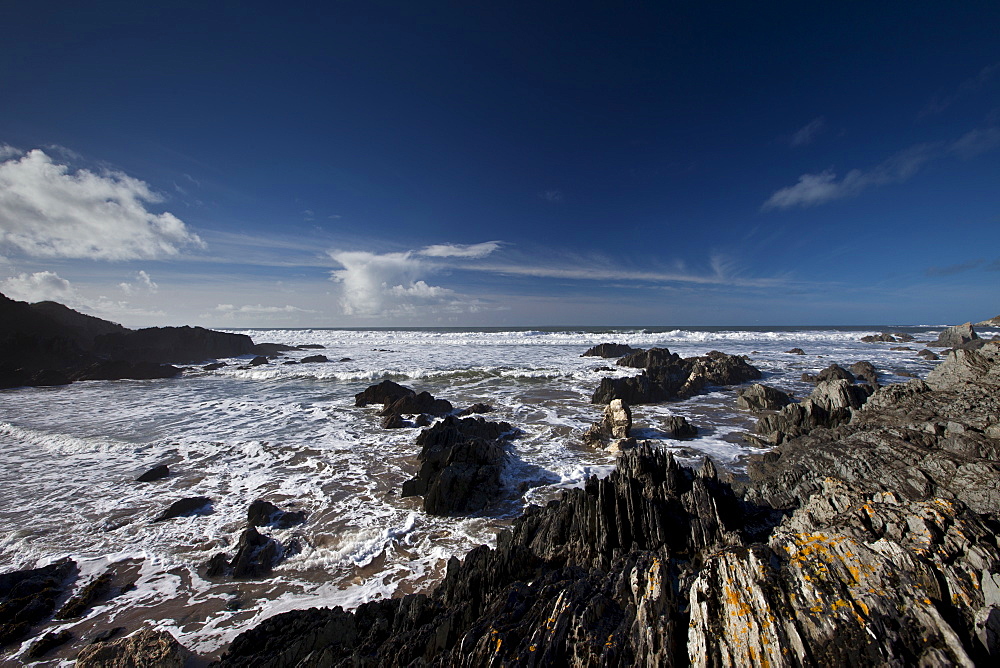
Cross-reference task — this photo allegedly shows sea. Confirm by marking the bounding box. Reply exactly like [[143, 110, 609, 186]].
[[1, 324, 993, 663]]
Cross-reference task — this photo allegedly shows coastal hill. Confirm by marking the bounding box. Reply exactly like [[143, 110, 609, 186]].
[[0, 291, 254, 388]]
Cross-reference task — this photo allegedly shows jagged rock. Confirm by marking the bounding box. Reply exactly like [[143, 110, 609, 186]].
[[153, 497, 212, 522], [27, 629, 73, 658], [581, 343, 643, 358], [926, 340, 1000, 390], [401, 416, 514, 515], [802, 363, 855, 384], [594, 349, 761, 405], [0, 559, 76, 648], [380, 391, 453, 418], [248, 356, 269, 366], [919, 348, 941, 360], [849, 360, 878, 384], [736, 383, 794, 412], [136, 464, 169, 482], [206, 526, 283, 579], [861, 331, 915, 343], [55, 570, 113, 619], [203, 361, 227, 370], [456, 402, 494, 416], [354, 380, 414, 407], [76, 626, 191, 667], [663, 415, 697, 439], [414, 414, 432, 427], [975, 315, 1000, 327], [300, 354, 329, 363], [247, 499, 307, 529], [785, 347, 805, 354], [934, 322, 979, 348], [380, 414, 407, 429], [583, 399, 632, 447], [752, 379, 874, 445]]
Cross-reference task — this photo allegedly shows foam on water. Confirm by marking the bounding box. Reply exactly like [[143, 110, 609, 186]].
[[0, 325, 947, 661]]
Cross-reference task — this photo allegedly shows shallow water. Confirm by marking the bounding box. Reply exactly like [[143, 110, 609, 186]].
[[0, 324, 979, 663]]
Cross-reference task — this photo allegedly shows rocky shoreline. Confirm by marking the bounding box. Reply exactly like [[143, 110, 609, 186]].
[[3, 313, 1000, 665]]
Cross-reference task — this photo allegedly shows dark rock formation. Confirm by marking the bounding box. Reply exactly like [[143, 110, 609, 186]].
[[581, 343, 643, 358], [27, 629, 73, 658], [94, 326, 254, 364], [752, 379, 875, 445], [801, 363, 855, 384], [355, 380, 415, 408], [583, 399, 632, 447], [207, 527, 283, 579], [785, 347, 805, 354], [76, 626, 191, 667], [71, 360, 181, 381], [380, 391, 453, 418], [251, 343, 297, 356], [247, 499, 307, 529], [0, 559, 76, 648], [153, 497, 212, 522], [401, 416, 514, 515], [456, 403, 494, 416], [919, 348, 941, 360], [861, 331, 915, 343], [380, 414, 407, 429], [137, 464, 169, 482], [593, 348, 761, 405], [297, 344, 325, 349], [736, 383, 794, 412], [934, 322, 979, 348], [217, 342, 1000, 667], [300, 354, 329, 363], [849, 360, 878, 384], [663, 415, 697, 439], [89, 626, 125, 645], [248, 356, 270, 366], [55, 570, 113, 619], [203, 361, 228, 370]]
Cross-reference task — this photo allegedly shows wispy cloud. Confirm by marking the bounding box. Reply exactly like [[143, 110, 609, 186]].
[[920, 62, 1000, 118], [949, 126, 1000, 158], [540, 190, 563, 202], [418, 241, 502, 258], [924, 259, 984, 277], [119, 270, 158, 295], [214, 303, 317, 316], [0, 148, 204, 260], [789, 117, 826, 147]]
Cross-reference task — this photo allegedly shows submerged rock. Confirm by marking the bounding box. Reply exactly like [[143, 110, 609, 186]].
[[247, 499, 307, 529], [153, 496, 212, 522], [785, 347, 806, 354], [581, 343, 643, 358], [380, 391, 453, 418], [401, 416, 514, 515], [300, 354, 329, 363], [55, 570, 113, 619], [136, 464, 169, 482], [354, 380, 415, 408]]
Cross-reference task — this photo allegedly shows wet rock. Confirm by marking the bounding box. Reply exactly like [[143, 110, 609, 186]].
[[664, 415, 697, 439], [202, 361, 227, 370], [354, 380, 414, 407], [248, 355, 269, 366], [414, 414, 432, 427], [583, 399, 632, 447], [581, 343, 643, 358], [300, 354, 329, 363], [380, 391, 453, 418], [136, 464, 169, 482], [785, 347, 805, 354], [76, 626, 191, 667], [934, 322, 979, 348], [401, 416, 514, 515], [55, 570, 113, 619], [251, 342, 297, 355], [736, 383, 794, 412], [861, 331, 915, 343], [456, 402, 494, 416], [71, 360, 182, 381], [89, 626, 125, 644], [153, 496, 212, 522], [594, 349, 761, 405], [0, 559, 76, 648], [27, 629, 73, 658], [380, 414, 407, 429], [247, 499, 307, 529], [849, 360, 878, 384], [801, 363, 855, 384], [297, 344, 325, 349], [919, 348, 941, 360], [206, 527, 284, 579], [339, 357, 353, 362]]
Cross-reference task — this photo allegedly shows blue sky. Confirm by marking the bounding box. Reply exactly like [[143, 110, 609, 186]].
[[1, 2, 998, 327]]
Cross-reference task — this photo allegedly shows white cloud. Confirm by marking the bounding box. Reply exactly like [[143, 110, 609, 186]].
[[949, 126, 1000, 158], [0, 144, 22, 160], [328, 242, 501, 316], [215, 303, 316, 314], [540, 190, 564, 202], [119, 270, 158, 295], [0, 149, 204, 260], [418, 241, 501, 258], [1, 270, 78, 303], [762, 143, 937, 210], [790, 117, 826, 147]]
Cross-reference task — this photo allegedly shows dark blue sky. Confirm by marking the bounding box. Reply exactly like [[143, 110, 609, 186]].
[[1, 2, 998, 325]]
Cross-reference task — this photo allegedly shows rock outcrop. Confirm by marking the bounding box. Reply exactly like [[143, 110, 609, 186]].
[[801, 363, 855, 383], [860, 331, 914, 343], [247, 499, 307, 529], [582, 399, 632, 447], [849, 360, 878, 384], [934, 322, 980, 349], [592, 348, 761, 405], [0, 559, 76, 648], [581, 343, 643, 358], [752, 379, 875, 445], [76, 626, 191, 667], [217, 342, 1000, 667], [207, 527, 283, 579], [93, 326, 254, 364], [736, 383, 794, 412], [401, 416, 514, 515]]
